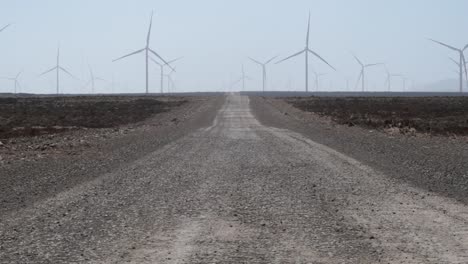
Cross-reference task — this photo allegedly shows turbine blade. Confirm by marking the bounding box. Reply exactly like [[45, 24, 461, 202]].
[[353, 55, 364, 66], [168, 66, 176, 75], [308, 49, 336, 71], [148, 48, 174, 71], [449, 57, 460, 66], [275, 49, 306, 64], [265, 55, 279, 65], [60, 67, 78, 80], [147, 11, 154, 46], [231, 78, 242, 86], [463, 44, 468, 51], [365, 63, 384, 67], [428, 39, 459, 52], [16, 71, 22, 79], [249, 57, 263, 66], [39, 66, 58, 77], [355, 71, 363, 90], [150, 57, 163, 66], [166, 56, 183, 65], [0, 24, 11, 33], [113, 48, 145, 62], [306, 12, 311, 48]]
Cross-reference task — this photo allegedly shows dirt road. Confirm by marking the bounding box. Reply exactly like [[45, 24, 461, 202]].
[[1, 94, 468, 263]]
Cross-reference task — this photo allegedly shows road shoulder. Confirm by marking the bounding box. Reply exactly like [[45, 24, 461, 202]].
[[0, 96, 225, 214], [249, 96, 468, 204]]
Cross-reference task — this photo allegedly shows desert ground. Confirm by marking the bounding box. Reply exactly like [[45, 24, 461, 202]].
[[1, 93, 468, 263]]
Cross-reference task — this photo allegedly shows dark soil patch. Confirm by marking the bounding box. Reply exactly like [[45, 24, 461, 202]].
[[286, 97, 468, 136], [0, 96, 186, 138]]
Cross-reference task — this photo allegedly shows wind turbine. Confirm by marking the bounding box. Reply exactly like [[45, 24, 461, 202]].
[[248, 55, 277, 92], [2, 71, 22, 94], [276, 12, 335, 92], [353, 55, 383, 92], [150, 57, 182, 93], [449, 57, 468, 90], [429, 39, 468, 93], [39, 46, 77, 95], [84, 65, 106, 94], [113, 11, 172, 94], [391, 74, 408, 91], [164, 67, 176, 93], [384, 66, 400, 92], [232, 65, 252, 91], [311, 69, 327, 91], [0, 24, 11, 33]]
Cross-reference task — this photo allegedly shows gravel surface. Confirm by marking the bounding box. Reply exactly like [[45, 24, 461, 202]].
[[0, 96, 224, 214], [251, 96, 468, 205], [1, 94, 468, 263]]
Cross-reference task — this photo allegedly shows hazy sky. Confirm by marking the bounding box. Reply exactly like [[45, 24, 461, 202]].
[[1, 0, 467, 94]]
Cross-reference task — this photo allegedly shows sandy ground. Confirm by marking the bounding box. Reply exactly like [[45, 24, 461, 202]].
[[1, 94, 468, 263]]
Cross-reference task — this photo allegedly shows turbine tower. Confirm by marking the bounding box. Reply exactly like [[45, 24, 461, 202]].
[[39, 46, 76, 95], [2, 71, 22, 94], [113, 11, 172, 94], [248, 55, 277, 92], [276, 12, 335, 92], [429, 39, 468, 93], [85, 65, 106, 94], [0, 24, 11, 33], [150, 57, 182, 93], [232, 65, 252, 91], [353, 55, 383, 92]]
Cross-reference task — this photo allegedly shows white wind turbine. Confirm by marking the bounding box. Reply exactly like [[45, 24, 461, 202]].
[[248, 55, 277, 92], [84, 65, 106, 94], [276, 12, 335, 92], [150, 57, 182, 93], [2, 71, 22, 94], [232, 65, 252, 91], [353, 55, 383, 92], [449, 57, 468, 90], [384, 66, 401, 92], [429, 39, 468, 93], [391, 74, 408, 91], [164, 67, 176, 93], [113, 11, 172, 94], [39, 46, 77, 95], [311, 69, 327, 91]]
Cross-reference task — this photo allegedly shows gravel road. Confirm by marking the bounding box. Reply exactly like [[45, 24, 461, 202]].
[[1, 94, 468, 263]]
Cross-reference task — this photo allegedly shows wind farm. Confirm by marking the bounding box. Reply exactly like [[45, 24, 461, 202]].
[[2, 2, 468, 263]]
